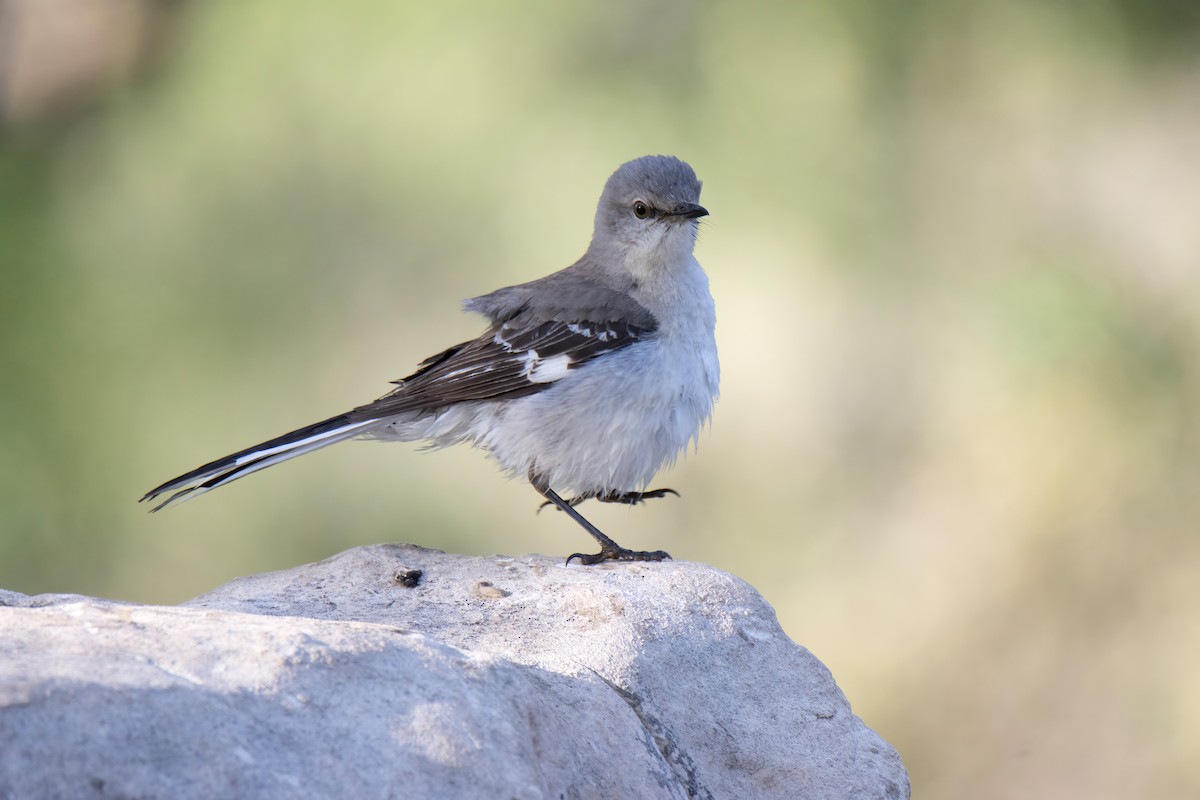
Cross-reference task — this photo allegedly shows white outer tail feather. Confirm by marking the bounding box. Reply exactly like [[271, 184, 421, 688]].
[[147, 419, 377, 512]]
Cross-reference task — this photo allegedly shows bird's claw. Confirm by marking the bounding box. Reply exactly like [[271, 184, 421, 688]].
[[537, 488, 679, 513], [566, 546, 672, 566]]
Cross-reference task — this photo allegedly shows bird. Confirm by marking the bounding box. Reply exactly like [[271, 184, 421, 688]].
[[141, 155, 719, 565]]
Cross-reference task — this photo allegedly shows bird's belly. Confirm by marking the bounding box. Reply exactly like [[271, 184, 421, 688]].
[[478, 341, 717, 495]]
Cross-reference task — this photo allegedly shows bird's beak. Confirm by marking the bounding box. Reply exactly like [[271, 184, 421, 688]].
[[668, 202, 708, 219]]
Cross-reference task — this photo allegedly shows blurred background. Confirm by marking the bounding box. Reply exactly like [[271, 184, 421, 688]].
[[2, 0, 1197, 796]]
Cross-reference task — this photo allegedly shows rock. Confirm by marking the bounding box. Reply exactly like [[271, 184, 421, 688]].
[[0, 544, 909, 799]]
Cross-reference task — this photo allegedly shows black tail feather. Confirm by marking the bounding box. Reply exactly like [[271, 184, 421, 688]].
[[141, 412, 368, 510]]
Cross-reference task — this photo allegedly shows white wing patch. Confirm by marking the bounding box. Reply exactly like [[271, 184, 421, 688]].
[[529, 353, 572, 383], [491, 326, 583, 387], [517, 348, 572, 384]]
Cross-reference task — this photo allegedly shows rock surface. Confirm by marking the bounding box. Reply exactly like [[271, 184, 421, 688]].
[[0, 544, 909, 799]]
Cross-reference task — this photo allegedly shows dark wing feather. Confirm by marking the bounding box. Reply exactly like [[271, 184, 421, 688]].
[[351, 319, 654, 419]]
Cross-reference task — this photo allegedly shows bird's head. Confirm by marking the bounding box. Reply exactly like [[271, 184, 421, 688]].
[[591, 155, 707, 273]]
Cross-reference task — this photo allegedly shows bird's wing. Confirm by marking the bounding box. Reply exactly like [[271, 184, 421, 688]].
[[354, 318, 654, 418]]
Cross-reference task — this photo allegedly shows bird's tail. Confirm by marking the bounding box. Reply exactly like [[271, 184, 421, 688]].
[[140, 413, 379, 512]]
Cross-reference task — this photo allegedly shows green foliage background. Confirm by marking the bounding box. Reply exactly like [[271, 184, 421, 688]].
[[2, 1, 1198, 796]]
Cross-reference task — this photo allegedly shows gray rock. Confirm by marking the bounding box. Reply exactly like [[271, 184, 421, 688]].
[[0, 544, 909, 799]]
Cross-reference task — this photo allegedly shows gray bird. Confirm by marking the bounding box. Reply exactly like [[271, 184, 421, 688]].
[[142, 155, 719, 564]]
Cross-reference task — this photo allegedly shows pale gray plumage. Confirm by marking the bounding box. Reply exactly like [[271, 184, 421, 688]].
[[142, 155, 719, 564]]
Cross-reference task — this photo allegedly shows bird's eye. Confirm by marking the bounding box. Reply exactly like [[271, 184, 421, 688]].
[[633, 201, 651, 219]]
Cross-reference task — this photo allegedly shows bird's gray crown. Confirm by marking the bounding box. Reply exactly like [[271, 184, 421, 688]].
[[599, 155, 702, 214]]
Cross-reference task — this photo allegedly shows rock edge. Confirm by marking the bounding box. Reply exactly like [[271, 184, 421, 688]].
[[0, 544, 909, 800]]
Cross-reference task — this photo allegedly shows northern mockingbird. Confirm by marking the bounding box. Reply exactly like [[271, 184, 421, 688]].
[[142, 155, 719, 565]]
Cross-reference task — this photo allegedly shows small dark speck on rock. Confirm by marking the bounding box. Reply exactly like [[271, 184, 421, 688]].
[[394, 569, 423, 588]]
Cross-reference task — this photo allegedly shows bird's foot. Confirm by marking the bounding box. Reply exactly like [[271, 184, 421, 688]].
[[598, 488, 679, 505], [566, 545, 672, 566], [537, 487, 679, 513]]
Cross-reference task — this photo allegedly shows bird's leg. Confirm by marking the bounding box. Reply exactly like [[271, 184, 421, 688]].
[[536, 487, 679, 512], [535, 494, 588, 513], [528, 468, 671, 566]]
